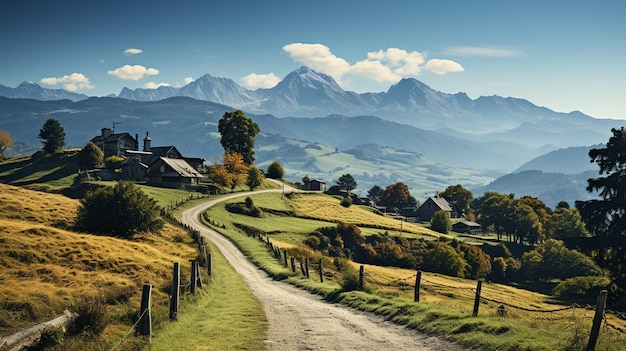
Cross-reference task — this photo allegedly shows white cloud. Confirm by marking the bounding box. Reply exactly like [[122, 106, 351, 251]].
[[442, 46, 524, 57], [282, 43, 464, 89], [424, 59, 465, 75], [124, 48, 143, 55], [143, 82, 170, 89], [184, 77, 194, 85], [283, 43, 351, 78], [240, 73, 280, 89], [108, 64, 159, 80], [39, 73, 94, 91]]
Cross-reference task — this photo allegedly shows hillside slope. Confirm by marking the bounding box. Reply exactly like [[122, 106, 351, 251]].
[[0, 183, 197, 335]]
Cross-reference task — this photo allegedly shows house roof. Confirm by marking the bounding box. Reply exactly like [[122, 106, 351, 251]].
[[453, 219, 481, 227], [91, 132, 136, 143], [424, 197, 452, 211], [157, 157, 203, 178]]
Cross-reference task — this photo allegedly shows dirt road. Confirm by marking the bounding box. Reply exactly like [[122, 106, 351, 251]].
[[181, 189, 467, 351]]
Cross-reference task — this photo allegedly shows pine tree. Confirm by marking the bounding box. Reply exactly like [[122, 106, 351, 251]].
[[38, 118, 65, 153]]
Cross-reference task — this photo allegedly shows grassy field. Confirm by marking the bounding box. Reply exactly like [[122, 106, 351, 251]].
[[202, 191, 626, 351], [0, 182, 268, 350]]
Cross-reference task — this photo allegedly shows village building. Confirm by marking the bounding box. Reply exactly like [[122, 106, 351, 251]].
[[302, 179, 326, 191], [90, 128, 139, 158], [90, 129, 205, 188], [452, 219, 482, 234], [417, 196, 462, 221]]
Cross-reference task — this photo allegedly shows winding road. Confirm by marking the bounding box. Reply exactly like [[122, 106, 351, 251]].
[[181, 187, 466, 351]]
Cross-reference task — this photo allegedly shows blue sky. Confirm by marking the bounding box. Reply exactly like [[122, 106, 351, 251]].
[[1, 0, 624, 119]]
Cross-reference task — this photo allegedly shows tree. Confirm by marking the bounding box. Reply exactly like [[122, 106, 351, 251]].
[[430, 210, 451, 234], [439, 184, 473, 215], [78, 141, 104, 167], [521, 239, 602, 281], [367, 185, 384, 204], [380, 182, 413, 209], [223, 152, 249, 190], [544, 206, 588, 240], [38, 118, 65, 153], [208, 163, 232, 190], [0, 129, 14, 158], [218, 110, 260, 165], [336, 174, 357, 194], [76, 180, 164, 237], [576, 127, 626, 297], [246, 167, 263, 190], [512, 202, 543, 244], [477, 191, 514, 241], [422, 242, 468, 278], [266, 161, 284, 179]]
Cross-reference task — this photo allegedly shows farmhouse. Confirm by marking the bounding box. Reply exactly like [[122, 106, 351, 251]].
[[452, 219, 482, 234], [90, 128, 138, 157], [302, 179, 326, 191], [417, 196, 462, 221], [90, 129, 205, 188]]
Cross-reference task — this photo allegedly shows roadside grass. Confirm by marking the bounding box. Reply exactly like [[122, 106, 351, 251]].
[[150, 240, 267, 351], [204, 191, 626, 351]]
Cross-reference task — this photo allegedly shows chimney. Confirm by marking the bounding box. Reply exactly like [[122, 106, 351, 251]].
[[143, 132, 152, 152], [101, 128, 113, 139], [135, 134, 139, 151]]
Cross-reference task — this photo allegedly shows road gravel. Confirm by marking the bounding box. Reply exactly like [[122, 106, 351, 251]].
[[181, 189, 468, 351]]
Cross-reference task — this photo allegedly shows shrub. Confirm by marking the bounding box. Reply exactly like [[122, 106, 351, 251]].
[[78, 141, 103, 167], [430, 210, 451, 234], [422, 242, 468, 278], [68, 299, 109, 337], [340, 196, 353, 207], [552, 276, 610, 300], [104, 155, 124, 171], [266, 161, 284, 179], [76, 181, 164, 237]]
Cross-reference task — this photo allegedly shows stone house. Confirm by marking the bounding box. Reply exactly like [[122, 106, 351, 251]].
[[90, 128, 139, 158], [145, 157, 204, 188], [417, 197, 459, 221]]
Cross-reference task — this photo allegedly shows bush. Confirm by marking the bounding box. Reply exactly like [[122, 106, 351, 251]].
[[340, 196, 353, 207], [430, 210, 451, 234], [552, 276, 610, 300], [104, 155, 124, 170], [78, 141, 103, 167], [266, 161, 284, 179], [68, 299, 109, 337], [76, 181, 164, 237]]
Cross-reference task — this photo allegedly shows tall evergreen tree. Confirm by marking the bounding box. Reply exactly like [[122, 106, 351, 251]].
[[576, 127, 626, 298], [38, 118, 65, 153], [218, 110, 259, 165]]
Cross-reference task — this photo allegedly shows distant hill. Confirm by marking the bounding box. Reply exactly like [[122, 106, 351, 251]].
[[514, 145, 601, 174], [471, 170, 599, 209]]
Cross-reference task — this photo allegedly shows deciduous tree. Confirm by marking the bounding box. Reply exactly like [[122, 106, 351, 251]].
[[246, 167, 263, 190], [218, 110, 259, 165], [78, 141, 104, 167], [0, 129, 14, 158], [266, 161, 284, 179], [439, 184, 473, 215], [367, 185, 384, 204], [380, 182, 413, 209], [430, 210, 451, 234], [38, 118, 65, 153], [223, 152, 249, 190]]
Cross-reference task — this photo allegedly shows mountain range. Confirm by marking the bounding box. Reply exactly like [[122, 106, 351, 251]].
[[0, 66, 622, 206]]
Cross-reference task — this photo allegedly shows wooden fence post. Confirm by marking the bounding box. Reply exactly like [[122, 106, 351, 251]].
[[586, 290, 608, 351], [207, 253, 212, 278], [359, 265, 364, 289], [139, 284, 152, 340], [305, 257, 310, 278], [290, 257, 296, 272], [195, 261, 203, 289], [170, 263, 180, 321], [472, 280, 482, 317], [283, 251, 288, 267], [190, 260, 197, 294], [414, 270, 422, 302], [318, 258, 324, 283]]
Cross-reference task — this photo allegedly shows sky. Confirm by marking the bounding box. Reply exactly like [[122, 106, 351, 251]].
[[1, 0, 625, 119]]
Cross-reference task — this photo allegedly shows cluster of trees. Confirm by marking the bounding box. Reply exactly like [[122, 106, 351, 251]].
[[304, 221, 601, 287]]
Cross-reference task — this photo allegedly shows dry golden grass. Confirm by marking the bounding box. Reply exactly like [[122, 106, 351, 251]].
[[0, 183, 198, 337], [291, 193, 442, 238]]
